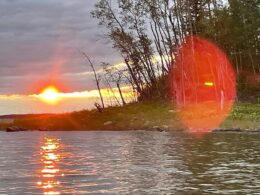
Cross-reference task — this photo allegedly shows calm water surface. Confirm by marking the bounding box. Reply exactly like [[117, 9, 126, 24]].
[[0, 131, 259, 195]]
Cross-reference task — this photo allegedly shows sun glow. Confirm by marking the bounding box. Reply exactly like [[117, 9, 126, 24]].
[[29, 85, 135, 106], [39, 86, 60, 104]]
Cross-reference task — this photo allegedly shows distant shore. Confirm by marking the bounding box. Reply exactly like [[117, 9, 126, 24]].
[[0, 102, 259, 132]]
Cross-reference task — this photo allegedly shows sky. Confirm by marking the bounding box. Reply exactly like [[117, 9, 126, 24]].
[[0, 0, 124, 115]]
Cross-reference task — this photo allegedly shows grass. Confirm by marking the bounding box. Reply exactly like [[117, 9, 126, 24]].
[[221, 103, 260, 129], [7, 102, 182, 131], [0, 102, 259, 131]]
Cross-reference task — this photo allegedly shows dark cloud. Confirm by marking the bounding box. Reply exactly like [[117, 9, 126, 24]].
[[0, 0, 121, 94]]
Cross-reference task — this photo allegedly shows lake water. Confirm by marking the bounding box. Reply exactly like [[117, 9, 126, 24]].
[[0, 131, 259, 195]]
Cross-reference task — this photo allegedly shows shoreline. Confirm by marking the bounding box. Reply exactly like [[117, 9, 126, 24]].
[[1, 102, 259, 132], [1, 128, 260, 133]]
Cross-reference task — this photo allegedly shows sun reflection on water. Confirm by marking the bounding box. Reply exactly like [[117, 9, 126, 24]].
[[37, 137, 63, 195]]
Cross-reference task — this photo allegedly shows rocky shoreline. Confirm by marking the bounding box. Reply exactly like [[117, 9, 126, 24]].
[[3, 126, 260, 133], [149, 127, 260, 133], [5, 126, 48, 132]]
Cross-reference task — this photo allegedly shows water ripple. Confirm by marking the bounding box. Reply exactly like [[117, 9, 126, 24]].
[[0, 131, 259, 194]]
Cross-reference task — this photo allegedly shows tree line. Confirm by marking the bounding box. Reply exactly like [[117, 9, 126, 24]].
[[88, 0, 259, 106]]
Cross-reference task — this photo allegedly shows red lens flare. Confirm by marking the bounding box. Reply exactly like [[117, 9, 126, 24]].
[[171, 36, 236, 133]]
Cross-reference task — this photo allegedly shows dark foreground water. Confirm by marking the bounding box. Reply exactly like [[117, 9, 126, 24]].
[[0, 131, 259, 195]]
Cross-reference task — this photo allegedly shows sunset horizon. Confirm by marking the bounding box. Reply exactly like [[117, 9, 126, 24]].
[[0, 0, 125, 115], [0, 84, 134, 115]]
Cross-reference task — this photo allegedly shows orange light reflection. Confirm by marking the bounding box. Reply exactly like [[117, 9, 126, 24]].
[[44, 192, 61, 195], [37, 137, 62, 194]]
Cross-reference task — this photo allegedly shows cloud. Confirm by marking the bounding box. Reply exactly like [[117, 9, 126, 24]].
[[0, 0, 122, 94], [0, 85, 134, 115]]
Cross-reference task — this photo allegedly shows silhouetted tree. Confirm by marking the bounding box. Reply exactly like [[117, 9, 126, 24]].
[[92, 0, 259, 101], [81, 52, 105, 108]]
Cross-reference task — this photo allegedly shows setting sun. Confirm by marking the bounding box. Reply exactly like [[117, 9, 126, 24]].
[[39, 86, 60, 104]]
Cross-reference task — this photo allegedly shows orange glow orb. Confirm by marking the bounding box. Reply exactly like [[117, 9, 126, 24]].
[[171, 36, 236, 132]]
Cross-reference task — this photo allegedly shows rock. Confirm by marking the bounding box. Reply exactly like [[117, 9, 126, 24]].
[[151, 126, 168, 132], [6, 126, 28, 132], [158, 128, 166, 132], [103, 121, 113, 126], [6, 126, 19, 132], [231, 128, 241, 131]]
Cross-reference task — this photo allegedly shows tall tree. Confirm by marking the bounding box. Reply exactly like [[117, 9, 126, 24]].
[[92, 0, 259, 101]]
